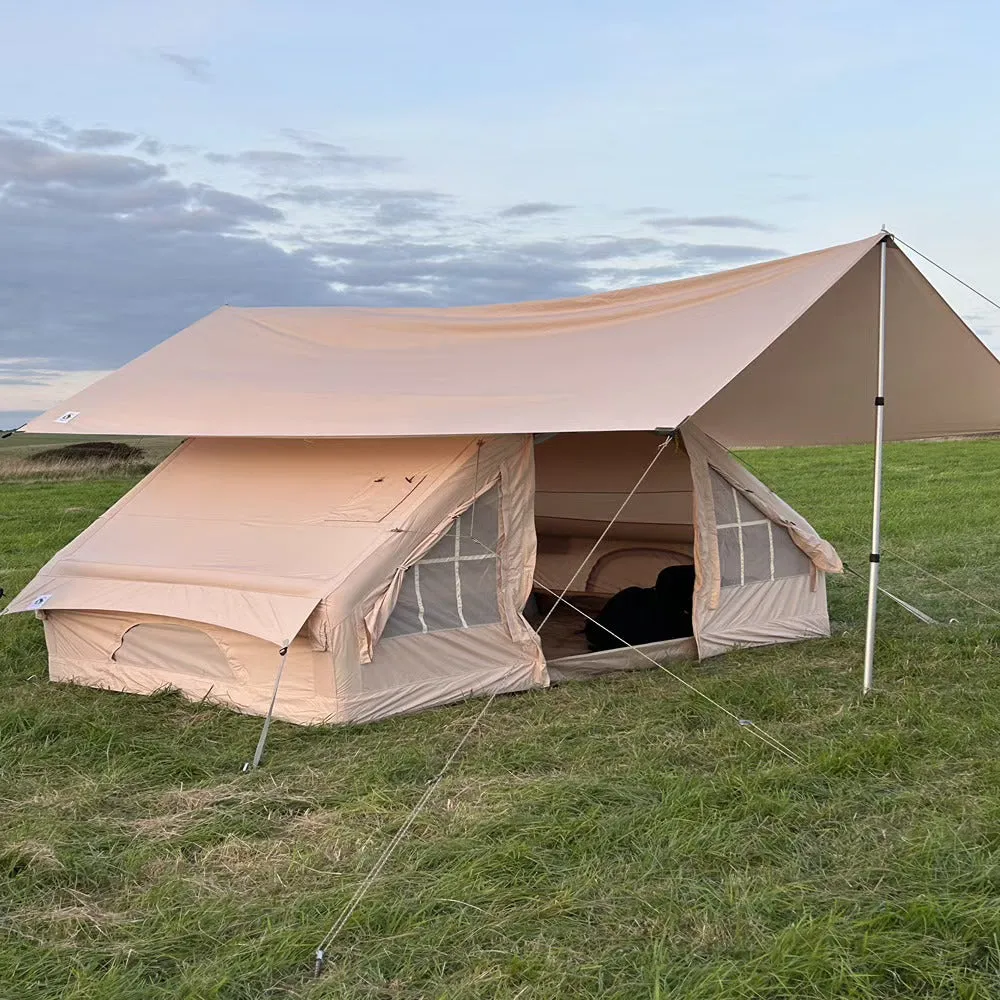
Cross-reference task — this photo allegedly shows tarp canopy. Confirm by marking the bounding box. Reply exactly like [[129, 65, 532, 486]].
[[22, 234, 1000, 448]]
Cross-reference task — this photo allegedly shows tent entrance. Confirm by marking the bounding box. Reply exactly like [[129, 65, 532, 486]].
[[528, 431, 696, 662]]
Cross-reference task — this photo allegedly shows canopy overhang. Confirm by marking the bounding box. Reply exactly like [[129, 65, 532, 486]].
[[22, 233, 1000, 448]]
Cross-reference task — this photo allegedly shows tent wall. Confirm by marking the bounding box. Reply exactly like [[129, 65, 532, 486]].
[[334, 624, 544, 725], [696, 464, 829, 656], [41, 605, 544, 727], [41, 610, 339, 723], [695, 577, 829, 659], [331, 438, 548, 722], [348, 435, 540, 660], [682, 420, 840, 658]]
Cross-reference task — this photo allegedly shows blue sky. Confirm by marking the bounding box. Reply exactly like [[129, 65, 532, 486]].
[[2, 0, 998, 426]]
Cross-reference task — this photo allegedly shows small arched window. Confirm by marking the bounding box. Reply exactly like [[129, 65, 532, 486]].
[[112, 623, 233, 680]]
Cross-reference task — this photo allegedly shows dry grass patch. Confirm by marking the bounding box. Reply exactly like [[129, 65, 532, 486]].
[[1, 839, 64, 875], [0, 455, 154, 482], [0, 434, 181, 481]]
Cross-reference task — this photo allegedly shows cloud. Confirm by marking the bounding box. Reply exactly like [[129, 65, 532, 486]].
[[498, 202, 573, 219], [309, 234, 682, 305], [590, 242, 782, 287], [0, 135, 282, 233], [137, 138, 164, 157], [205, 147, 398, 178], [71, 128, 138, 150], [666, 241, 783, 264], [574, 236, 665, 260], [314, 242, 593, 305], [0, 124, 337, 375], [270, 185, 452, 226], [2, 118, 147, 153], [643, 214, 779, 232], [0, 128, 164, 187], [207, 130, 400, 178], [0, 361, 112, 407], [158, 51, 213, 83]]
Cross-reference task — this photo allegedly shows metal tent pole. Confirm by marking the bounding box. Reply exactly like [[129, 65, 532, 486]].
[[242, 641, 290, 771], [862, 236, 889, 694]]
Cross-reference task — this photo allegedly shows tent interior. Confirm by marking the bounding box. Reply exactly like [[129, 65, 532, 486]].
[[527, 430, 695, 661]]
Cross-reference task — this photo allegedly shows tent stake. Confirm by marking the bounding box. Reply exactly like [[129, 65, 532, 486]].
[[863, 237, 889, 694]]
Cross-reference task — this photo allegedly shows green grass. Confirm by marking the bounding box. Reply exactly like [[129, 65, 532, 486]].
[[3, 441, 1000, 998]]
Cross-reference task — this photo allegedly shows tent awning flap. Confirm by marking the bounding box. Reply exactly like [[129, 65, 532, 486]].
[[692, 242, 1000, 446], [21, 234, 1000, 447]]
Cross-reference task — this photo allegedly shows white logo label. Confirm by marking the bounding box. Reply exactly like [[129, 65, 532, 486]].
[[28, 594, 53, 610], [55, 411, 80, 424]]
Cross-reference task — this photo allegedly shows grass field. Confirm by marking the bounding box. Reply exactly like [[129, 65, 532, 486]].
[[3, 439, 1000, 998]]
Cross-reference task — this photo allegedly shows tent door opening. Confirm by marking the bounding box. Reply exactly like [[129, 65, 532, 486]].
[[527, 431, 696, 662]]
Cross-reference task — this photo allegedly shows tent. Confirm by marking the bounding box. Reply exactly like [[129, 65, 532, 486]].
[[6, 232, 1000, 724], [3, 420, 840, 724]]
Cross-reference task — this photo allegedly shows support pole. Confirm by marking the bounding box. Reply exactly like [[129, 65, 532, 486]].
[[863, 237, 889, 694]]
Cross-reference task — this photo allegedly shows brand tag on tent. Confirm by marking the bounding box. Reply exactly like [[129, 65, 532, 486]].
[[55, 411, 80, 424], [28, 594, 53, 610]]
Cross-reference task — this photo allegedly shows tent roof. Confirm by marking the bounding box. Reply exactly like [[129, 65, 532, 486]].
[[6, 434, 498, 643], [22, 233, 1000, 447]]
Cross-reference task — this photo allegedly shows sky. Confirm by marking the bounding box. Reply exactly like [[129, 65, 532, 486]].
[[2, 0, 999, 428]]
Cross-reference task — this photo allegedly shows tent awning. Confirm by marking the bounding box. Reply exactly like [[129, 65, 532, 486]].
[[22, 233, 1000, 448]]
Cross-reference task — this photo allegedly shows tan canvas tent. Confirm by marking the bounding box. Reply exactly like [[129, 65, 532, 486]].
[[6, 232, 1000, 724], [4, 422, 839, 724]]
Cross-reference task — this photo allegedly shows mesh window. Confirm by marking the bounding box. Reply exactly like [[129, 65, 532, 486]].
[[741, 523, 773, 584], [382, 486, 501, 640], [709, 468, 811, 589], [717, 527, 744, 589], [772, 526, 811, 579]]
